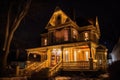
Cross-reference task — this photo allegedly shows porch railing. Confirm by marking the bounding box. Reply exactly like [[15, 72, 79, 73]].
[[49, 60, 62, 77], [62, 61, 90, 70], [21, 60, 48, 76], [62, 61, 97, 70]]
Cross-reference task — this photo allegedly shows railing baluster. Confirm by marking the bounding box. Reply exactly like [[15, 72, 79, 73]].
[[22, 60, 48, 76], [62, 61, 91, 70]]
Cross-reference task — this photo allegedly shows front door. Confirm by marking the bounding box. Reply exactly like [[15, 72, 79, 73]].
[[51, 48, 61, 66]]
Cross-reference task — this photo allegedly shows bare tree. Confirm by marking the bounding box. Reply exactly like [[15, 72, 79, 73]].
[[2, 0, 32, 69]]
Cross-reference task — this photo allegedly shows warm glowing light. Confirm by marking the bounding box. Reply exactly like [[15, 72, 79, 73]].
[[33, 54, 36, 58], [57, 49, 61, 55], [49, 10, 67, 26], [84, 32, 89, 41], [64, 29, 68, 41], [72, 29, 78, 39], [99, 60, 102, 64], [65, 50, 68, 62], [52, 48, 56, 54], [105, 52, 107, 55], [74, 50, 77, 61], [85, 51, 89, 61], [65, 50, 68, 54], [52, 48, 61, 56], [94, 60, 97, 63], [78, 50, 81, 52], [54, 29, 68, 42], [44, 38, 47, 45]]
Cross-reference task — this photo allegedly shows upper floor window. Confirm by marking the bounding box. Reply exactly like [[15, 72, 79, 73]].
[[72, 29, 78, 40], [64, 29, 68, 41], [84, 32, 89, 41], [44, 38, 47, 45], [53, 28, 69, 42]]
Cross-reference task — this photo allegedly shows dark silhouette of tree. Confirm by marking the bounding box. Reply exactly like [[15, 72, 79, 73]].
[[28, 68, 49, 80], [0, 0, 31, 76]]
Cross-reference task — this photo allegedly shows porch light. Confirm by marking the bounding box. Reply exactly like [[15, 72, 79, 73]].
[[94, 60, 97, 63], [33, 54, 36, 58]]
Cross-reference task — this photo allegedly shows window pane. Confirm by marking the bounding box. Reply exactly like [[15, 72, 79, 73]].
[[84, 32, 89, 41], [64, 29, 68, 41]]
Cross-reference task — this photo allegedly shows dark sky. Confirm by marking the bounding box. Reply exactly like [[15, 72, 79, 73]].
[[0, 0, 120, 53]]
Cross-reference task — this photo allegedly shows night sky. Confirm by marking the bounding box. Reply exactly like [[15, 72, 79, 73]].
[[0, 0, 120, 53]]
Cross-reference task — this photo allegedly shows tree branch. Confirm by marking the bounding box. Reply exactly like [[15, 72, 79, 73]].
[[11, 0, 32, 31], [3, 5, 11, 51]]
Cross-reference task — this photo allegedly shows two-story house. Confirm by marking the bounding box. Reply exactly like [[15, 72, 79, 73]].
[[25, 7, 108, 76]]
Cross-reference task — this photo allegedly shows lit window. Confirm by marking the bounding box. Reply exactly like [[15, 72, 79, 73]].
[[84, 32, 89, 41], [57, 49, 61, 55], [64, 29, 68, 41], [73, 30, 77, 39], [85, 51, 89, 61], [72, 29, 78, 40], [33, 54, 36, 58], [44, 38, 47, 45], [74, 50, 77, 61], [65, 50, 68, 62]]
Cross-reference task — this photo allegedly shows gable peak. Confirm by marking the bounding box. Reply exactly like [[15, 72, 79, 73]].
[[54, 6, 61, 12], [46, 7, 74, 29]]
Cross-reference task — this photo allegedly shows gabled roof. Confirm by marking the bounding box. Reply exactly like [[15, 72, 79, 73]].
[[45, 7, 76, 29], [45, 7, 100, 37], [96, 44, 107, 50]]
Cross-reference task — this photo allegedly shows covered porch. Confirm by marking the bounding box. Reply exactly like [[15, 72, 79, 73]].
[[47, 44, 97, 70]]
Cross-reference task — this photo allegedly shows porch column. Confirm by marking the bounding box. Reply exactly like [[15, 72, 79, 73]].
[[27, 52, 30, 61], [47, 49, 51, 67], [26, 52, 30, 67], [89, 42, 93, 70], [61, 47, 63, 67]]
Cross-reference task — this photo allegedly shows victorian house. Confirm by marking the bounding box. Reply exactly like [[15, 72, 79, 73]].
[[24, 7, 108, 76]]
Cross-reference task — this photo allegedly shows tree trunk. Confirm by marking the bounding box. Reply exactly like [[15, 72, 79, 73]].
[[2, 0, 31, 69]]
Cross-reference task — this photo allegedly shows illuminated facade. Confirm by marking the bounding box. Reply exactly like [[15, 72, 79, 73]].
[[25, 7, 108, 75]]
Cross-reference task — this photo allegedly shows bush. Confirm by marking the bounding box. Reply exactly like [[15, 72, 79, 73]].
[[28, 68, 49, 80]]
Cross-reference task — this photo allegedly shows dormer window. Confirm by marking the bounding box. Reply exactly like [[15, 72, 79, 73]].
[[84, 32, 89, 41], [56, 14, 61, 25]]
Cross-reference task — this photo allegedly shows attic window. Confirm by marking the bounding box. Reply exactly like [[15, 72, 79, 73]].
[[56, 14, 61, 25], [57, 15, 61, 20]]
